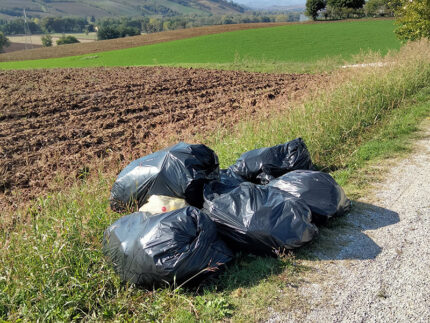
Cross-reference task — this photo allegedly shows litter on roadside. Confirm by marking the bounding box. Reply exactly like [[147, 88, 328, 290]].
[[104, 138, 350, 287], [203, 181, 317, 255], [103, 207, 233, 286], [228, 138, 313, 184], [138, 195, 188, 214], [268, 170, 351, 224], [110, 142, 219, 213]]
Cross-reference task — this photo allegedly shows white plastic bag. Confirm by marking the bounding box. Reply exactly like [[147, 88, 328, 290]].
[[139, 195, 188, 215]]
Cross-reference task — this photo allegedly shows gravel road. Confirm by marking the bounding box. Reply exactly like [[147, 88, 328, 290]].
[[270, 123, 430, 322]]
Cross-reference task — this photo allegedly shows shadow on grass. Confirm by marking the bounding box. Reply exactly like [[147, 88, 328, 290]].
[[193, 252, 299, 294]]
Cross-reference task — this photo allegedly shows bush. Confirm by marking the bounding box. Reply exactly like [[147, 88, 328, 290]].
[[97, 25, 140, 40], [118, 26, 140, 37], [41, 34, 53, 47], [395, 0, 430, 41], [0, 31, 10, 52], [56, 35, 80, 45], [364, 0, 394, 16], [97, 25, 121, 40]]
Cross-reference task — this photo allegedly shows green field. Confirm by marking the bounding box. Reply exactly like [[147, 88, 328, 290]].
[[0, 20, 401, 70]]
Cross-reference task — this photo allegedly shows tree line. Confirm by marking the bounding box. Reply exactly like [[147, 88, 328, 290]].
[[0, 12, 301, 39], [0, 17, 94, 35], [305, 0, 399, 20], [0, 12, 302, 50], [95, 12, 301, 40]]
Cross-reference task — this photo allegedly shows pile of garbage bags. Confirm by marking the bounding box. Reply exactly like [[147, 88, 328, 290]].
[[104, 140, 351, 287]]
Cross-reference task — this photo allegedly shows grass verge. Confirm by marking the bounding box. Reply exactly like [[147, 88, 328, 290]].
[[1, 41, 430, 321]]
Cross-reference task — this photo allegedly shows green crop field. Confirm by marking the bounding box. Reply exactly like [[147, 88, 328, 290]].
[[0, 20, 401, 70]]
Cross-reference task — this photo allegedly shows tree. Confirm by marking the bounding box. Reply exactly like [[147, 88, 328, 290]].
[[40, 17, 87, 33], [306, 0, 327, 19], [56, 35, 80, 45], [388, 0, 403, 11], [41, 34, 53, 47], [365, 0, 396, 16], [327, 0, 365, 9], [394, 0, 430, 40], [97, 25, 121, 40], [118, 26, 140, 37], [0, 32, 10, 52]]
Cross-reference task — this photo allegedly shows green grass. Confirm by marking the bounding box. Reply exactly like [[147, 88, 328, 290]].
[[1, 41, 430, 321], [0, 20, 401, 71], [331, 88, 430, 198], [207, 43, 430, 172]]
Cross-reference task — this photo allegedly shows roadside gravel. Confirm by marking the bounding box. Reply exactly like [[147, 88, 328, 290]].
[[270, 123, 430, 322]]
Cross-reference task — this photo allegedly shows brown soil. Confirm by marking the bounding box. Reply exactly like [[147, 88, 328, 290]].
[[3, 42, 43, 54], [0, 66, 327, 211]]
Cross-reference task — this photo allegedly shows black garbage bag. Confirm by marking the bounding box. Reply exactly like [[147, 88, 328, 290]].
[[110, 142, 220, 212], [200, 169, 244, 199], [228, 138, 313, 185], [103, 207, 233, 287], [203, 182, 317, 255], [219, 168, 245, 187], [268, 170, 351, 224]]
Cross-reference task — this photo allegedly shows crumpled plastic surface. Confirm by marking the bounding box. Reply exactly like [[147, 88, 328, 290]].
[[103, 207, 233, 287], [268, 170, 351, 223], [228, 138, 313, 185], [203, 182, 318, 255], [138, 195, 188, 215], [110, 142, 220, 212], [219, 168, 245, 187]]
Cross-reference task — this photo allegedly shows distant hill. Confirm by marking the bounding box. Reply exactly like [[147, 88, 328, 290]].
[[0, 0, 245, 19], [233, 0, 305, 9]]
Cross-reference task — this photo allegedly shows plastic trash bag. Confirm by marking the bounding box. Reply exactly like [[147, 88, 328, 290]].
[[268, 170, 351, 224], [139, 195, 188, 215], [228, 138, 313, 185], [219, 168, 245, 187], [110, 142, 220, 213], [203, 182, 318, 255], [103, 206, 233, 287]]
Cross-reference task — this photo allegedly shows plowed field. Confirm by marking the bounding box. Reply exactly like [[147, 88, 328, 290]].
[[0, 67, 327, 210], [3, 42, 43, 54]]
